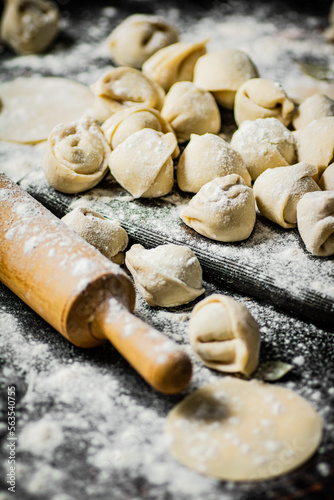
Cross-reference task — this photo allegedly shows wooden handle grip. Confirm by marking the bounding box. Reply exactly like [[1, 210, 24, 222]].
[[91, 299, 192, 394], [0, 174, 192, 393]]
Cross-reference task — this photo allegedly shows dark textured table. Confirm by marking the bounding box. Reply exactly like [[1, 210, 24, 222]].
[[1, 1, 334, 499]]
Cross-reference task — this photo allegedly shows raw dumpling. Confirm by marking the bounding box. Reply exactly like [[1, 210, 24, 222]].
[[61, 207, 128, 264], [108, 128, 177, 198], [295, 117, 334, 176], [43, 116, 110, 194], [319, 163, 334, 191], [189, 294, 260, 376], [193, 48, 259, 109], [254, 162, 321, 228], [181, 175, 256, 242], [90, 67, 165, 123], [106, 14, 178, 68], [230, 118, 296, 181], [0, 0, 60, 55], [177, 133, 251, 193], [125, 243, 205, 307], [142, 40, 208, 91], [234, 78, 295, 127], [161, 81, 221, 143], [101, 105, 177, 154], [292, 93, 334, 130], [297, 191, 334, 257]]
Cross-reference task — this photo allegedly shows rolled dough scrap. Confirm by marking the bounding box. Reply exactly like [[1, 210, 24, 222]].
[[0, 77, 95, 144], [165, 377, 322, 481]]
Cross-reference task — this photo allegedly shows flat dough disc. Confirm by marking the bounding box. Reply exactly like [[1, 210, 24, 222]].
[[165, 377, 322, 481], [0, 77, 95, 144]]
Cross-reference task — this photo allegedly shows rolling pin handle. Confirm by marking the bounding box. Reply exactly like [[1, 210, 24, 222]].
[[91, 298, 192, 394]]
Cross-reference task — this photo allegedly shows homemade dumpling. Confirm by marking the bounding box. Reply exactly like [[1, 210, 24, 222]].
[[61, 207, 128, 264], [193, 48, 259, 109], [254, 162, 321, 228], [90, 67, 165, 122], [161, 81, 221, 143], [177, 133, 251, 193], [230, 118, 297, 181], [319, 163, 334, 191], [106, 14, 178, 68], [295, 117, 334, 176], [101, 105, 178, 154], [125, 243, 205, 307], [181, 175, 256, 242], [43, 116, 110, 194], [234, 78, 295, 127], [292, 93, 334, 130], [0, 0, 60, 55], [189, 294, 260, 376], [297, 191, 334, 257], [108, 128, 177, 198], [142, 40, 208, 91]]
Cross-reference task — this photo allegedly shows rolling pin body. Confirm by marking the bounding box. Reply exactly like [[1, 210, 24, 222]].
[[0, 175, 192, 393]]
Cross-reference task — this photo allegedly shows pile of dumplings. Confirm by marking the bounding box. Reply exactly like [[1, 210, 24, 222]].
[[43, 12, 334, 267]]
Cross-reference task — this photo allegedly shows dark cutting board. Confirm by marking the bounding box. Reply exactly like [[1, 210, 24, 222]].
[[19, 169, 334, 329]]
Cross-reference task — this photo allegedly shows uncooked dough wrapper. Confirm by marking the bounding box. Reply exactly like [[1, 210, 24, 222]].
[[0, 77, 95, 144], [125, 243, 205, 307], [177, 133, 251, 193], [61, 207, 128, 264], [230, 118, 296, 181], [297, 191, 334, 257], [108, 128, 177, 198], [165, 377, 322, 481], [142, 40, 208, 91], [254, 162, 321, 228], [43, 116, 110, 194], [295, 117, 334, 176], [292, 93, 334, 130], [161, 81, 221, 143], [319, 163, 334, 191], [181, 175, 256, 242], [0, 0, 60, 55], [101, 105, 178, 157], [90, 67, 165, 122], [234, 78, 295, 127], [193, 49, 259, 109], [107, 14, 178, 68], [189, 294, 260, 376]]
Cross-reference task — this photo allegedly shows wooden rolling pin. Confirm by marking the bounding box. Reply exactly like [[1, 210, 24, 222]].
[[0, 174, 192, 394]]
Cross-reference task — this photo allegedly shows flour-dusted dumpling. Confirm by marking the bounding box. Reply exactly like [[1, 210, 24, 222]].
[[177, 133, 251, 193], [295, 117, 334, 177], [297, 191, 334, 257], [234, 78, 295, 127], [107, 14, 179, 69], [61, 207, 128, 264], [254, 162, 321, 228], [189, 294, 260, 376], [181, 175, 256, 242], [108, 128, 177, 198], [319, 163, 334, 191], [125, 243, 205, 307], [90, 67, 165, 122], [193, 49, 259, 109], [0, 0, 60, 55], [292, 94, 334, 130], [43, 116, 110, 194], [142, 40, 208, 91], [101, 105, 178, 154], [230, 118, 297, 181], [161, 81, 221, 143]]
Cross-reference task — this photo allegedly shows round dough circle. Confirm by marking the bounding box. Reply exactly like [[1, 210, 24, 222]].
[[165, 377, 322, 481], [0, 77, 95, 144]]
